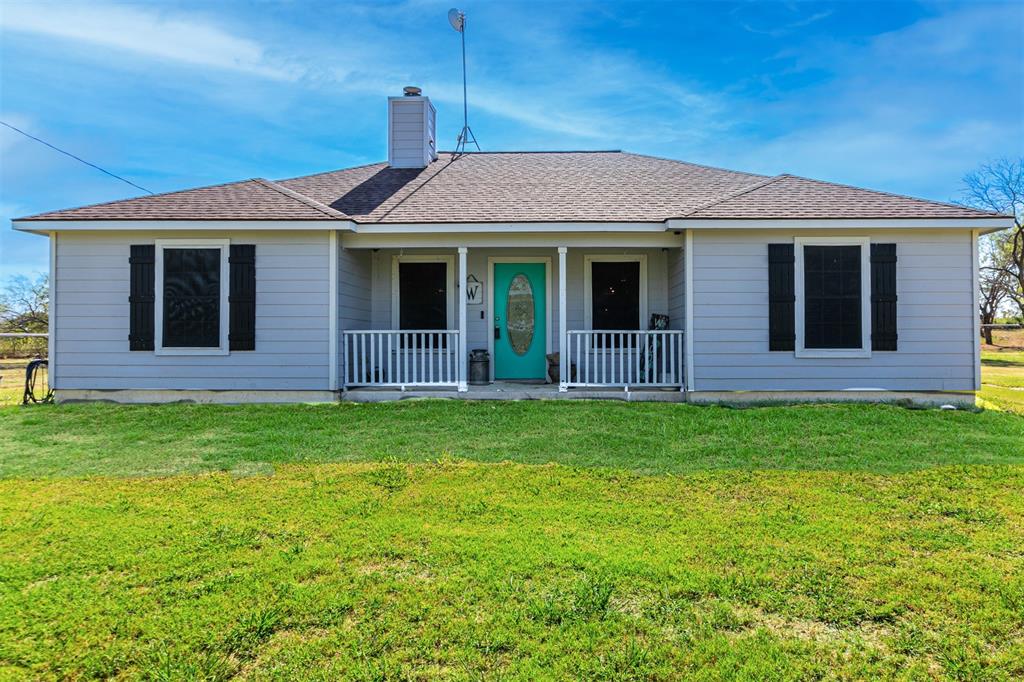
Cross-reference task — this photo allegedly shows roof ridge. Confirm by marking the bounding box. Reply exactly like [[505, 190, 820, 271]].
[[251, 178, 348, 220], [438, 149, 623, 154], [618, 151, 771, 180], [374, 156, 460, 222], [18, 152, 1005, 224], [276, 159, 391, 184], [779, 173, 1007, 217], [682, 174, 788, 217]]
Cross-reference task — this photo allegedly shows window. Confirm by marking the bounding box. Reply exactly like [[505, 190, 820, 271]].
[[391, 256, 455, 347], [804, 245, 861, 349], [592, 262, 640, 330], [584, 255, 648, 346], [399, 262, 448, 330], [163, 248, 221, 347], [155, 240, 229, 355], [794, 238, 871, 358]]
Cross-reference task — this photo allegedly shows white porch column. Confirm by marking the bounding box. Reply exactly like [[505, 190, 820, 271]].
[[48, 232, 57, 390], [684, 230, 694, 392], [328, 230, 339, 392], [972, 229, 981, 391], [458, 246, 469, 392], [558, 246, 568, 391]]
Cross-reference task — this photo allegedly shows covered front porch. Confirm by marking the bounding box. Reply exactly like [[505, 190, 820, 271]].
[[335, 236, 687, 397]]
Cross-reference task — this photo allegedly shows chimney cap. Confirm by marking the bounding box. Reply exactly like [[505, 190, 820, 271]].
[[403, 86, 422, 97]]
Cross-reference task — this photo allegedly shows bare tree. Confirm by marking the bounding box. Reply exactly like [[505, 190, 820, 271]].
[[0, 274, 49, 333], [960, 159, 1024, 318], [978, 240, 1012, 344]]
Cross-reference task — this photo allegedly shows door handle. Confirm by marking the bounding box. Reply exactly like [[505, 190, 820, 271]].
[[494, 326, 500, 340]]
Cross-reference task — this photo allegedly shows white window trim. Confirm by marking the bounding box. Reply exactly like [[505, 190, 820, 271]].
[[583, 254, 648, 331], [154, 239, 231, 356], [794, 236, 872, 359], [390, 254, 456, 332]]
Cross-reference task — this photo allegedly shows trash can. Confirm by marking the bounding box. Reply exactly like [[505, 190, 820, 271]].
[[469, 349, 490, 385]]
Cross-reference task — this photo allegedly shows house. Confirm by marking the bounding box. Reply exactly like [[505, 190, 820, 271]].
[[13, 90, 1014, 404]]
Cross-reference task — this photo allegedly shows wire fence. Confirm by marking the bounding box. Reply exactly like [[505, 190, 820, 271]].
[[0, 333, 48, 359], [0, 334, 50, 404]]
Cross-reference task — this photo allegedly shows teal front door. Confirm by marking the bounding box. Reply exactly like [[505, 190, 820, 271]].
[[493, 262, 547, 380]]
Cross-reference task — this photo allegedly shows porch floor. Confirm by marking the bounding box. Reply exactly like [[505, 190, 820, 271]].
[[342, 381, 686, 403]]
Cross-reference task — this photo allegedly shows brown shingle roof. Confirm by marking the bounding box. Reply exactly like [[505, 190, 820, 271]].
[[18, 151, 1001, 222], [278, 152, 767, 223], [19, 178, 348, 221], [687, 174, 993, 219]]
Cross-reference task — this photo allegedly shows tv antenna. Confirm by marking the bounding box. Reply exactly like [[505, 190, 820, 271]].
[[448, 8, 480, 155]]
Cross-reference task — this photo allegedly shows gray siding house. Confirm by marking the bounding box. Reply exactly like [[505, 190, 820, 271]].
[[13, 91, 1013, 404]]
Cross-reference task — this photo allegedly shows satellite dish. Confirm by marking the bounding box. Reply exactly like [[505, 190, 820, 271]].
[[448, 8, 464, 32]]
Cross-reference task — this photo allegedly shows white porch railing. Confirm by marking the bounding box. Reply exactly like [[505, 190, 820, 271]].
[[563, 330, 685, 389], [342, 330, 461, 388]]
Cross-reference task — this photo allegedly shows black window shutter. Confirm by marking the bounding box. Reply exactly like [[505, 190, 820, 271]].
[[871, 243, 898, 351], [129, 245, 155, 351], [229, 244, 256, 351], [768, 244, 795, 351]]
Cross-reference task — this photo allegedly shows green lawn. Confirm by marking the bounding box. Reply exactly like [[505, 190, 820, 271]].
[[2, 401, 1024, 478], [1, 401, 1023, 680], [0, 361, 26, 407], [981, 349, 1024, 414]]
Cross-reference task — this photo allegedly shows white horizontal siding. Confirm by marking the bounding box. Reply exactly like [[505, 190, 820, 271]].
[[695, 291, 973, 308], [388, 98, 430, 168], [66, 377, 322, 390], [667, 247, 685, 332], [698, 378, 966, 391], [54, 230, 331, 391], [338, 247, 372, 386], [691, 229, 976, 392], [59, 348, 329, 364]]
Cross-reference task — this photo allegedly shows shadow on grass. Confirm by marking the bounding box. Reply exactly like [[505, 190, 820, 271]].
[[982, 357, 1024, 368]]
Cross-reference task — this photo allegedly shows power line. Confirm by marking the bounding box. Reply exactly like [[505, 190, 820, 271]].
[[0, 120, 154, 194]]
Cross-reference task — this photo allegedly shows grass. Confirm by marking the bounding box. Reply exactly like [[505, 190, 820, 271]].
[[980, 351, 1024, 415], [0, 360, 27, 407], [979, 384, 1024, 415], [0, 399, 1023, 679], [2, 400, 1024, 478], [1, 459, 1023, 679], [980, 328, 1024, 414], [981, 351, 1024, 380], [1, 335, 1022, 678]]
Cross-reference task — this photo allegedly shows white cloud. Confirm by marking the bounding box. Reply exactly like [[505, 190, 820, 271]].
[[714, 119, 1005, 194], [0, 1, 728, 145], [0, 1, 299, 79], [421, 43, 727, 144], [739, 8, 833, 38], [698, 2, 1024, 199], [2, 0, 1018, 203]]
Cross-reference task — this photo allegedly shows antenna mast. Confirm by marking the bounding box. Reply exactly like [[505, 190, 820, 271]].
[[448, 8, 479, 155]]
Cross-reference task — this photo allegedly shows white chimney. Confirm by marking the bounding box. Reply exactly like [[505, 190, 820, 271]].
[[388, 86, 437, 169]]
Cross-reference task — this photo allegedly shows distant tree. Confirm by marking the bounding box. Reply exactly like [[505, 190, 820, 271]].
[[0, 274, 49, 333], [959, 159, 1024, 322], [978, 238, 1013, 344], [0, 274, 49, 357]]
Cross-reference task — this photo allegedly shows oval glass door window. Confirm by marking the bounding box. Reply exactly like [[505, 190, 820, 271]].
[[506, 273, 535, 356]]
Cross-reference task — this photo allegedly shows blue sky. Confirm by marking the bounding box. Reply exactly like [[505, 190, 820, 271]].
[[1, 0, 1022, 280]]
